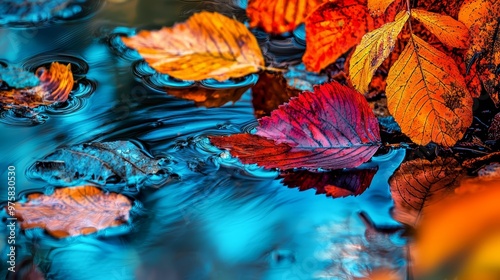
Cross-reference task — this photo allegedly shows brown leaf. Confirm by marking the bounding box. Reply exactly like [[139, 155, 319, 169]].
[[247, 0, 324, 34], [488, 112, 500, 140], [386, 34, 473, 146], [121, 11, 265, 82], [461, 0, 500, 106], [14, 186, 131, 238], [0, 62, 73, 109], [251, 71, 300, 118], [389, 157, 464, 227]]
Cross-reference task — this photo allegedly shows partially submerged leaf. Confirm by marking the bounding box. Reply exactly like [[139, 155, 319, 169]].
[[166, 84, 250, 108], [121, 11, 265, 82], [389, 157, 464, 227], [31, 141, 171, 187], [14, 186, 131, 238], [461, 0, 500, 106], [247, 0, 324, 34], [210, 82, 381, 170], [251, 72, 300, 118], [303, 0, 395, 72], [367, 0, 396, 16], [415, 178, 500, 274], [280, 167, 377, 198], [386, 35, 473, 146], [411, 9, 470, 49], [0, 62, 73, 109], [349, 11, 409, 93]]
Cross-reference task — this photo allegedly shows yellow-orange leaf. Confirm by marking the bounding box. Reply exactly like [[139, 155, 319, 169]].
[[247, 0, 324, 34], [386, 35, 473, 146], [13, 186, 131, 238], [415, 178, 500, 274], [0, 62, 73, 109], [458, 0, 490, 29], [367, 0, 396, 16], [350, 11, 409, 94], [121, 11, 265, 82], [411, 9, 470, 49]]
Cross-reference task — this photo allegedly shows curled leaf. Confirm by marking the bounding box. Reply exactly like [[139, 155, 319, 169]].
[[389, 157, 464, 227], [386, 35, 473, 146], [411, 9, 470, 49], [0, 62, 73, 109], [210, 82, 381, 170], [14, 186, 131, 238], [349, 11, 409, 93], [280, 167, 378, 198], [247, 0, 324, 34], [121, 11, 265, 82]]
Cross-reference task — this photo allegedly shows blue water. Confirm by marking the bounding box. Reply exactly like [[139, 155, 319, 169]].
[[0, 1, 407, 279]]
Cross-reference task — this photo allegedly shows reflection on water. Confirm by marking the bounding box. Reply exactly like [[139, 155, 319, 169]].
[[0, 1, 408, 279]]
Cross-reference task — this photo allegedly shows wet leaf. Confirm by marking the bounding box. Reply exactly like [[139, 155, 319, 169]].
[[246, 0, 324, 34], [411, 9, 470, 49], [389, 157, 464, 227], [0, 62, 73, 109], [367, 0, 396, 16], [461, 0, 500, 106], [415, 177, 500, 274], [166, 85, 250, 108], [303, 0, 396, 72], [251, 71, 300, 118], [386, 35, 473, 146], [121, 11, 265, 82], [280, 167, 378, 198], [13, 186, 131, 238], [349, 11, 409, 94], [210, 82, 381, 170], [31, 141, 170, 187]]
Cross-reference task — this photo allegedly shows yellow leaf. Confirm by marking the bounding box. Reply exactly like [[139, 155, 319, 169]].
[[350, 11, 409, 94], [386, 34, 473, 146], [367, 0, 396, 16], [411, 9, 470, 49], [121, 11, 265, 82]]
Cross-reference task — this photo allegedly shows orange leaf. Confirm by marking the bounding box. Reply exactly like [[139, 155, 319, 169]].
[[367, 0, 397, 16], [389, 157, 464, 227], [247, 0, 324, 34], [386, 35, 473, 146], [0, 62, 73, 109], [411, 9, 470, 49], [121, 11, 265, 82], [415, 178, 500, 274], [166, 85, 250, 108], [349, 11, 409, 93], [460, 0, 500, 106], [13, 186, 131, 238], [303, 0, 395, 72]]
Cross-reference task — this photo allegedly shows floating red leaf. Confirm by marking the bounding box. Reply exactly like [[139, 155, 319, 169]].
[[280, 167, 378, 198], [210, 82, 381, 170]]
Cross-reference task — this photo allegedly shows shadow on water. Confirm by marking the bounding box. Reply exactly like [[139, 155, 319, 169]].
[[0, 0, 408, 279]]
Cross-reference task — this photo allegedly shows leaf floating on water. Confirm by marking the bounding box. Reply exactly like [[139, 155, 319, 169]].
[[349, 11, 409, 94], [386, 35, 473, 146], [31, 141, 171, 187], [121, 11, 265, 82], [246, 0, 324, 34], [460, 0, 500, 106], [280, 167, 378, 198], [13, 186, 131, 238], [389, 157, 464, 227], [411, 9, 470, 49], [0, 62, 73, 109], [303, 0, 396, 72], [210, 82, 381, 170]]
